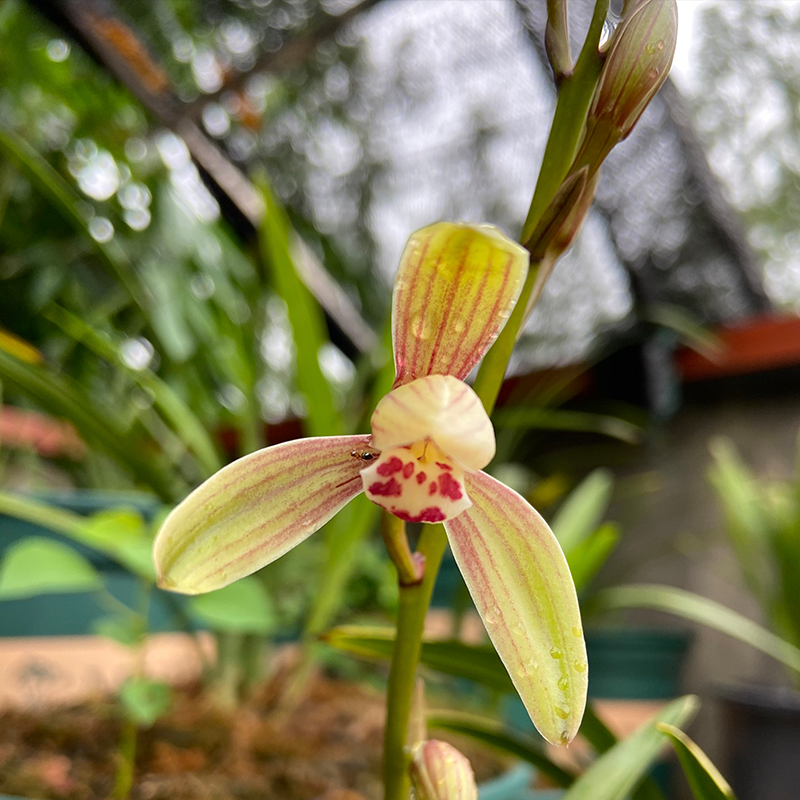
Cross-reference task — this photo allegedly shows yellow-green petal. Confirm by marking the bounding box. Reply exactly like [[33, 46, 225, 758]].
[[154, 435, 371, 595], [392, 222, 528, 385], [444, 471, 587, 745]]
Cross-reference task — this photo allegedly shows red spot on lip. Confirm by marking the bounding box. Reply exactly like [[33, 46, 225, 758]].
[[438, 473, 463, 500], [402, 461, 415, 479], [436, 462, 453, 471], [391, 506, 446, 523], [416, 472, 427, 484], [377, 456, 404, 476], [369, 478, 403, 497], [428, 481, 437, 495]]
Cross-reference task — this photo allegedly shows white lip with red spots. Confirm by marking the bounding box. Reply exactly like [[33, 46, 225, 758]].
[[360, 443, 472, 523]]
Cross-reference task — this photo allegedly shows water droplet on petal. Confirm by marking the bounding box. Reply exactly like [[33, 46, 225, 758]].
[[555, 705, 570, 720], [574, 660, 588, 673], [572, 626, 582, 638], [560, 731, 571, 745], [485, 606, 501, 626], [549, 647, 563, 659], [557, 677, 569, 691]]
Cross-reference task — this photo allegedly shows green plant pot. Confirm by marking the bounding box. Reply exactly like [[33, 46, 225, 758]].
[[0, 490, 187, 636], [584, 627, 691, 700]]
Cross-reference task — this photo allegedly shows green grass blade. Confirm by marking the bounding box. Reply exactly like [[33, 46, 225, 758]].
[[563, 696, 699, 800], [427, 709, 575, 787], [657, 724, 737, 800], [0, 348, 179, 501], [493, 407, 641, 444], [0, 125, 148, 313], [45, 304, 222, 476], [551, 469, 615, 552], [586, 584, 800, 674], [256, 175, 341, 438]]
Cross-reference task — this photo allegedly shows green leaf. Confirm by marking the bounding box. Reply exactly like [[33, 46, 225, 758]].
[[657, 723, 737, 800], [0, 494, 157, 580], [586, 584, 800, 674], [563, 696, 699, 800], [256, 175, 340, 438], [0, 348, 180, 501], [427, 709, 575, 787], [0, 537, 102, 599], [322, 625, 515, 693], [551, 469, 615, 552], [567, 522, 620, 593], [119, 677, 172, 727], [493, 408, 641, 444], [0, 125, 148, 313], [187, 577, 276, 635], [93, 614, 146, 647], [708, 438, 773, 605], [45, 304, 222, 477]]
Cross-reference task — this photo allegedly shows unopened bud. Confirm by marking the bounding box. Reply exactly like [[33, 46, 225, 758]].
[[589, 0, 678, 139], [409, 740, 478, 800]]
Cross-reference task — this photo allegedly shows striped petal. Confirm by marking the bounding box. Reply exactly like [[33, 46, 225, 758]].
[[392, 222, 528, 385], [444, 471, 587, 745], [370, 375, 495, 471], [154, 435, 371, 595]]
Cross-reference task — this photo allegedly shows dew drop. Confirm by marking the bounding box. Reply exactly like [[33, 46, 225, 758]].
[[515, 621, 526, 634], [555, 705, 570, 720], [645, 41, 657, 54], [557, 677, 569, 692], [572, 626, 582, 638], [485, 606, 501, 626], [560, 731, 571, 745], [657, 38, 665, 50], [574, 660, 588, 673], [549, 647, 563, 659], [527, 659, 540, 671], [648, 68, 660, 80]]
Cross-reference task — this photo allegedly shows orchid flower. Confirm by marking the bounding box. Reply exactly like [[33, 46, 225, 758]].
[[153, 221, 587, 744]]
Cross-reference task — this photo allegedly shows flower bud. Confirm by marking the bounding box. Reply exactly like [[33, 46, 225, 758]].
[[589, 0, 678, 140], [409, 740, 478, 800]]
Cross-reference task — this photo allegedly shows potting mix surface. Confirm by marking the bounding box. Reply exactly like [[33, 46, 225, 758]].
[[0, 668, 503, 800]]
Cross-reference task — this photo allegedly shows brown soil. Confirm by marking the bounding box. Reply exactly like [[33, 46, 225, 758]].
[[0, 669, 502, 800]]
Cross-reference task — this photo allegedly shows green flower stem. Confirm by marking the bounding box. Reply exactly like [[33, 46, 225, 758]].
[[521, 0, 608, 245], [383, 522, 448, 800], [382, 7, 610, 795], [382, 511, 424, 587], [476, 0, 608, 414]]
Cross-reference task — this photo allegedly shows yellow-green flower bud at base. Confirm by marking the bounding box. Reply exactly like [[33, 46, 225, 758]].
[[409, 740, 478, 800]]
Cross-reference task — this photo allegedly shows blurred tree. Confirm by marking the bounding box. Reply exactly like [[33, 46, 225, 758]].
[[687, 1, 800, 309]]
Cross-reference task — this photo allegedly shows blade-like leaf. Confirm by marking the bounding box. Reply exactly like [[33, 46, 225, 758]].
[[0, 125, 147, 313], [0, 537, 102, 599], [563, 695, 699, 800], [0, 347, 180, 501], [427, 709, 575, 787], [708, 438, 772, 605], [188, 576, 276, 635], [258, 177, 340, 438], [657, 723, 737, 800], [567, 522, 620, 593], [391, 222, 528, 386], [493, 408, 641, 445], [154, 435, 371, 594], [45, 305, 222, 476], [322, 626, 515, 694], [0, 492, 156, 580], [586, 584, 800, 674], [445, 471, 587, 745], [551, 469, 615, 553]]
